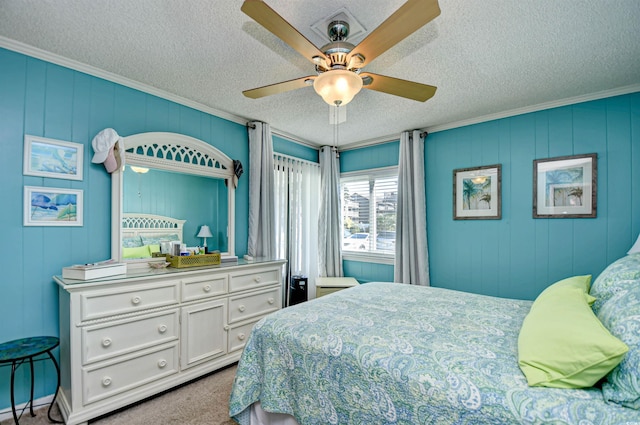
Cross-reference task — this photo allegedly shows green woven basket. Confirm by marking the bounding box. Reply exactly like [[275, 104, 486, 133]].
[[166, 253, 221, 268]]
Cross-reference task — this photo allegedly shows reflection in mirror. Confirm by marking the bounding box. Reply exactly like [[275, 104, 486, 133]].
[[123, 166, 228, 252]]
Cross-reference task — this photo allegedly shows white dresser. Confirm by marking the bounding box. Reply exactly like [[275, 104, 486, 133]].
[[54, 258, 285, 425]]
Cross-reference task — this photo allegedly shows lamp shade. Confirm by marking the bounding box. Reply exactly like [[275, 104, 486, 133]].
[[130, 166, 149, 174], [197, 225, 213, 238], [313, 69, 363, 106]]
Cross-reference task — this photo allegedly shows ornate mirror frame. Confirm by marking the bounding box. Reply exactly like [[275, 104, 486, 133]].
[[111, 132, 235, 263]]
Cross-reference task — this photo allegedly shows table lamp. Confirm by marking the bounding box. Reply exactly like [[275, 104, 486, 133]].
[[197, 225, 213, 253]]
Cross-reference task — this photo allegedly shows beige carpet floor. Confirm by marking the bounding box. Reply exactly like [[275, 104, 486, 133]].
[[1, 364, 238, 425]]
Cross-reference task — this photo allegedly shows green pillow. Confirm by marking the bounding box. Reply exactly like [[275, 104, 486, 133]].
[[122, 245, 151, 259], [518, 275, 628, 388]]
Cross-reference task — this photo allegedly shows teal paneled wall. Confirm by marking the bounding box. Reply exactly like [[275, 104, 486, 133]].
[[426, 93, 640, 300], [0, 48, 250, 408], [340, 94, 640, 295], [340, 140, 399, 173], [273, 135, 319, 163], [340, 141, 400, 282]]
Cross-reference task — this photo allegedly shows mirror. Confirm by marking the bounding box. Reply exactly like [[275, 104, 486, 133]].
[[123, 167, 229, 251], [112, 132, 236, 264]]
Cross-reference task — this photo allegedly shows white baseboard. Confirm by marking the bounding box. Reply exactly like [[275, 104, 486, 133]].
[[0, 393, 55, 421]]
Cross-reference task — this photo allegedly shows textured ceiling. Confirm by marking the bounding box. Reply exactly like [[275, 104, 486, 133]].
[[1, 0, 639, 148]]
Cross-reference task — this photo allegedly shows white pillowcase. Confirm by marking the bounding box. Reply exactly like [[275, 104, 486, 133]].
[[628, 233, 640, 255]]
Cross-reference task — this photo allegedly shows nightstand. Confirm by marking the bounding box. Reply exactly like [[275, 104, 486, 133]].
[[315, 277, 359, 298]]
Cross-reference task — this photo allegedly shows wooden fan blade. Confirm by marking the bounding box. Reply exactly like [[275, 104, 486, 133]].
[[241, 0, 327, 65], [243, 76, 316, 99], [348, 0, 440, 67], [360, 72, 437, 102]]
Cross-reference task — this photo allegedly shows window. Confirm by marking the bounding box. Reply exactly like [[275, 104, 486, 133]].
[[341, 167, 397, 261]]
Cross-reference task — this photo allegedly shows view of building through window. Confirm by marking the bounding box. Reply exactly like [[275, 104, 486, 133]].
[[341, 173, 397, 253]]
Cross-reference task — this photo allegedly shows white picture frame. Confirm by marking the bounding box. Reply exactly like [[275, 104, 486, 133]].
[[24, 186, 84, 226], [23, 135, 84, 181]]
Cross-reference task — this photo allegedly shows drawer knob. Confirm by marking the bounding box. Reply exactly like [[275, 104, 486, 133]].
[[203, 284, 212, 292], [238, 304, 246, 312], [158, 359, 167, 368], [238, 333, 246, 341], [131, 296, 142, 305], [268, 297, 275, 305], [102, 337, 112, 347], [102, 376, 112, 387], [253, 276, 261, 283], [158, 324, 168, 333]]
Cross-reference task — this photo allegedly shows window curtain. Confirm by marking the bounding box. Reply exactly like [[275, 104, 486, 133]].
[[318, 146, 343, 277], [394, 130, 429, 285], [274, 154, 321, 296], [247, 121, 276, 258]]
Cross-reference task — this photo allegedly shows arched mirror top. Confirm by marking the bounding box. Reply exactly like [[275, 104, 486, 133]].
[[111, 132, 236, 265], [124, 132, 233, 179]]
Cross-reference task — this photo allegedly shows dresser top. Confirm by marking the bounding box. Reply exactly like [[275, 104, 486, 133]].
[[54, 257, 286, 289]]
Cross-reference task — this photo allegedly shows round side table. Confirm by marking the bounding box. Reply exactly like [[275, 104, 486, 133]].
[[0, 336, 63, 424]]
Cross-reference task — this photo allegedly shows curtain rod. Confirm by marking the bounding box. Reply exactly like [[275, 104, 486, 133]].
[[248, 122, 427, 142]]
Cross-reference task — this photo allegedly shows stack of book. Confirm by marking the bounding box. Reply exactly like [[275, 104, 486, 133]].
[[62, 260, 127, 280]]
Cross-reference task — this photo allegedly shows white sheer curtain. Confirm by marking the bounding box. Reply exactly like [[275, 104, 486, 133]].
[[318, 146, 343, 277], [247, 121, 276, 258], [394, 130, 430, 285], [274, 154, 321, 296]]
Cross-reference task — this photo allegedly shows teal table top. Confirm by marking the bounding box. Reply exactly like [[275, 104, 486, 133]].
[[0, 336, 59, 363]]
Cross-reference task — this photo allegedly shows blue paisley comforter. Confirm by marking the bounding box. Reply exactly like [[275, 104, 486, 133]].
[[229, 282, 639, 424]]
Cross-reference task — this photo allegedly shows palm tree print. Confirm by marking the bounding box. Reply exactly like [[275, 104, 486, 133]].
[[463, 178, 492, 210], [568, 187, 583, 205]]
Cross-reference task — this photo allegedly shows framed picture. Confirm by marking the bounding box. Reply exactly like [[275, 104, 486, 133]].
[[453, 164, 501, 220], [23, 135, 84, 180], [533, 153, 597, 218], [24, 186, 83, 226]]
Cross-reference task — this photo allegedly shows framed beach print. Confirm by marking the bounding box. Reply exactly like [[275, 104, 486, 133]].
[[453, 164, 501, 220], [24, 186, 83, 226], [23, 135, 84, 180], [533, 153, 597, 218]]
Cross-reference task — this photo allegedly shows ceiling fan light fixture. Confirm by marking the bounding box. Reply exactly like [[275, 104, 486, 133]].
[[313, 69, 363, 106]]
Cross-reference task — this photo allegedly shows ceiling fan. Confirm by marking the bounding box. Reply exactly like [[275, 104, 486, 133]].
[[241, 0, 440, 107]]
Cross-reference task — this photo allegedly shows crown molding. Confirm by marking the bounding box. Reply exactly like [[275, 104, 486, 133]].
[[426, 84, 640, 134]]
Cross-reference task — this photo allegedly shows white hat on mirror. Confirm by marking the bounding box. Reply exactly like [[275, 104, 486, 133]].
[[92, 128, 123, 173]]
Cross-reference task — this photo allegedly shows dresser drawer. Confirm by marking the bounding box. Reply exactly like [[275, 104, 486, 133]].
[[228, 320, 259, 353], [82, 310, 179, 365], [228, 286, 280, 324], [229, 267, 280, 292], [181, 274, 227, 302], [80, 281, 179, 321], [82, 343, 179, 405]]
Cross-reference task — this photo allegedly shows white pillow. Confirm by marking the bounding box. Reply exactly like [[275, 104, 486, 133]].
[[628, 233, 640, 255]]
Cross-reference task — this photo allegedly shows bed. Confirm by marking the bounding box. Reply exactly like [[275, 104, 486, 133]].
[[120, 213, 185, 259], [229, 253, 640, 424]]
